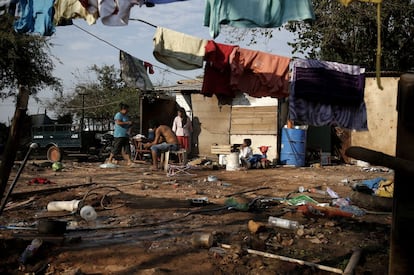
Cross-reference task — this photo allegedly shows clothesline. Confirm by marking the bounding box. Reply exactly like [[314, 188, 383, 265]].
[[72, 22, 202, 84]]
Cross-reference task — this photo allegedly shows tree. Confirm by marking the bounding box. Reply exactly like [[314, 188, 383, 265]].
[[46, 65, 141, 131], [285, 0, 414, 72], [0, 13, 62, 203]]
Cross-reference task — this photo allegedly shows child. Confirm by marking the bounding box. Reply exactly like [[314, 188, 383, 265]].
[[239, 138, 253, 168]]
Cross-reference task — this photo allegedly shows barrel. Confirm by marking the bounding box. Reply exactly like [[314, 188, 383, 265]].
[[280, 128, 307, 167]]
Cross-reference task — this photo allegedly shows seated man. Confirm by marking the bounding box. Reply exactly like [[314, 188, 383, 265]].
[[144, 120, 179, 170]]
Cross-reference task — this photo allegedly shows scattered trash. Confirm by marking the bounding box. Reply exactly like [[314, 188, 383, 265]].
[[207, 175, 218, 182], [268, 216, 300, 230], [191, 232, 213, 248], [298, 186, 327, 195], [99, 163, 120, 169], [224, 197, 249, 211], [248, 220, 266, 234], [285, 195, 319, 206], [352, 177, 393, 197], [19, 238, 43, 265], [188, 197, 209, 206], [27, 177, 54, 185], [326, 187, 339, 198], [331, 197, 351, 207], [362, 167, 390, 172], [80, 205, 97, 221], [339, 205, 366, 217], [47, 199, 82, 212], [298, 203, 354, 218], [52, 162, 63, 172], [37, 219, 67, 235], [340, 178, 350, 184]]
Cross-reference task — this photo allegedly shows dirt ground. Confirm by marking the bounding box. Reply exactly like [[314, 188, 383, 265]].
[[0, 156, 393, 275]]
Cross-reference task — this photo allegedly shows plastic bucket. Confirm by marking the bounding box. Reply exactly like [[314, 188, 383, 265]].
[[225, 152, 240, 171], [280, 128, 307, 167]]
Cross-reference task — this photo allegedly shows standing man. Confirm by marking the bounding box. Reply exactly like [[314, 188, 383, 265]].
[[107, 103, 133, 166], [144, 120, 179, 170]]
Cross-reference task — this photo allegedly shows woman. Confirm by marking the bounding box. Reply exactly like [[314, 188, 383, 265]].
[[172, 107, 192, 152]]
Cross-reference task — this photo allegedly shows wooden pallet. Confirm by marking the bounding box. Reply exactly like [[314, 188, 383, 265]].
[[211, 144, 232, 155]]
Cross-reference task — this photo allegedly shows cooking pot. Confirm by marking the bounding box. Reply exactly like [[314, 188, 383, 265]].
[[37, 219, 67, 235]]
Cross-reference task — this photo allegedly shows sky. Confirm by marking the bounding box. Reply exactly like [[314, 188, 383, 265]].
[[0, 0, 297, 125]]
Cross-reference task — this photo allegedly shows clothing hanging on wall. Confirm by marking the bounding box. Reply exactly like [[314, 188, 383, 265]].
[[289, 58, 368, 131]]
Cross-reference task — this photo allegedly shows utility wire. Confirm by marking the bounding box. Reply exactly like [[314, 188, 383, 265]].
[[72, 22, 203, 83]]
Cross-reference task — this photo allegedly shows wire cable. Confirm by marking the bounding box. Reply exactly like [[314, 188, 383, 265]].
[[72, 22, 203, 83]]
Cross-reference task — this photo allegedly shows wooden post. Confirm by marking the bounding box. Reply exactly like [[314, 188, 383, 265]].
[[0, 85, 30, 202], [389, 72, 414, 274]]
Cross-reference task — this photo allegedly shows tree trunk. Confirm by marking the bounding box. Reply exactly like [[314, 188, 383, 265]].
[[0, 85, 30, 201]]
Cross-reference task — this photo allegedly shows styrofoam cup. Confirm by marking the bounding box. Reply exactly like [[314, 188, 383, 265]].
[[80, 205, 97, 221]]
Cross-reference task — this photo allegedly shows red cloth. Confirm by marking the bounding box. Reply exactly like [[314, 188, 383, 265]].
[[229, 48, 291, 98], [28, 178, 54, 185], [177, 136, 190, 150], [202, 41, 238, 97]]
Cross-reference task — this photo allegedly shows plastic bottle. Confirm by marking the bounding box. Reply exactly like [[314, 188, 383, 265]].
[[19, 238, 43, 264], [298, 186, 327, 195], [268, 216, 300, 230]]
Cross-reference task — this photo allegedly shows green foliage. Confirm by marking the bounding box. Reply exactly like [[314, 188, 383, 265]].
[[47, 65, 141, 129], [0, 14, 62, 99], [285, 0, 414, 71]]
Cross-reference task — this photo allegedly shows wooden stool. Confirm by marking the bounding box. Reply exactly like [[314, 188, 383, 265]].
[[160, 149, 188, 171]]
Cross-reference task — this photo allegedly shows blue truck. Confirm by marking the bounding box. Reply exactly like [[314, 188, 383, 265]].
[[31, 123, 105, 161]]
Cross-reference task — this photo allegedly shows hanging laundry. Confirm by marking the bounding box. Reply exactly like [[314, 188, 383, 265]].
[[289, 58, 368, 131], [99, 0, 144, 26], [293, 59, 365, 106], [153, 27, 208, 70], [14, 0, 55, 36], [0, 0, 17, 16], [146, 0, 187, 4], [229, 48, 291, 98], [54, 0, 98, 26], [202, 41, 238, 98], [79, 0, 98, 15], [119, 50, 154, 91], [204, 0, 315, 38]]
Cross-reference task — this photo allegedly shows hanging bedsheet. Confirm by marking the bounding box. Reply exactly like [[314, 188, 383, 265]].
[[204, 0, 315, 38], [289, 58, 368, 131], [153, 27, 208, 70], [14, 0, 55, 36], [201, 41, 238, 98], [229, 47, 291, 98]]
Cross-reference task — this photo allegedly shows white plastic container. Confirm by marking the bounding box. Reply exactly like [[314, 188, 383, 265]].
[[80, 205, 97, 221], [225, 152, 240, 171], [268, 216, 300, 230], [47, 200, 81, 212]]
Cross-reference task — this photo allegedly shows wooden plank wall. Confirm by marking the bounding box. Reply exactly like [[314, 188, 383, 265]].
[[230, 106, 277, 135], [191, 94, 231, 156]]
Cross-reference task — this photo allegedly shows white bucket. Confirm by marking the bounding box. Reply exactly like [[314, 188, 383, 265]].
[[225, 152, 240, 171], [47, 200, 81, 212], [219, 154, 227, 165]]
